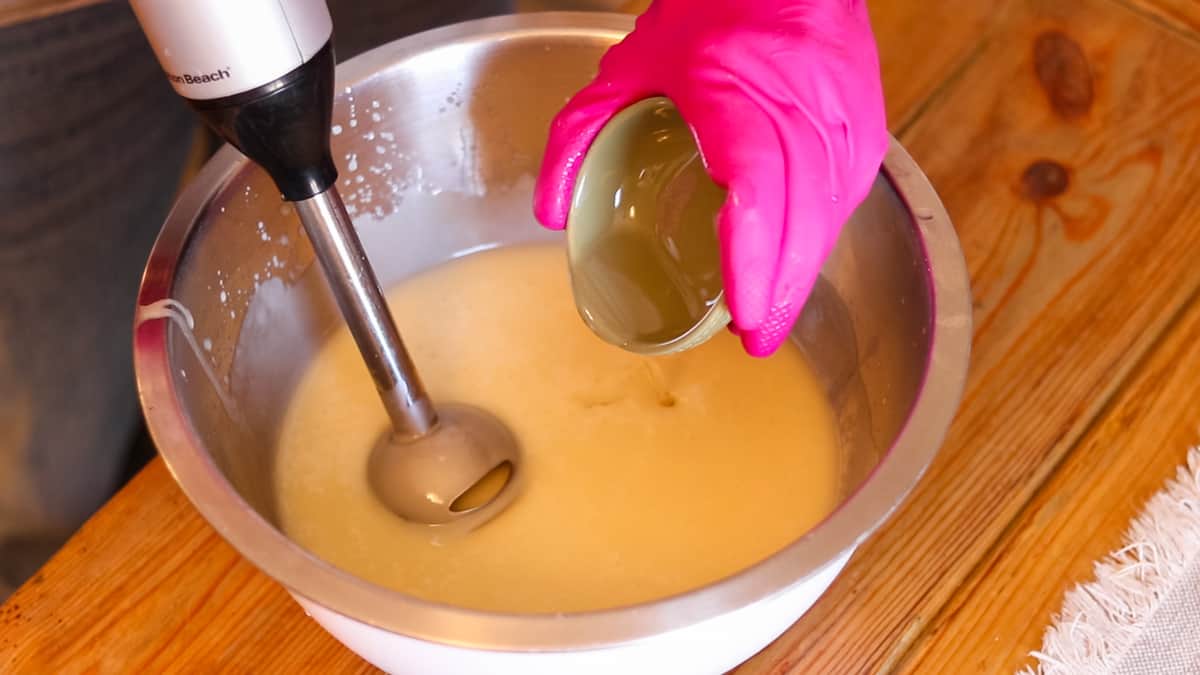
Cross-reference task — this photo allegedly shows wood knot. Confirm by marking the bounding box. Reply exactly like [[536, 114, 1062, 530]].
[[1033, 31, 1094, 119], [1021, 160, 1070, 201]]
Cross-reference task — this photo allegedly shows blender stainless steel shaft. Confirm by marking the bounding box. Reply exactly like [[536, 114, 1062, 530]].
[[130, 0, 520, 528], [293, 189, 436, 438]]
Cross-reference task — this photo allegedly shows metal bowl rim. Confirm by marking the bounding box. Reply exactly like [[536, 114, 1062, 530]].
[[133, 11, 972, 652]]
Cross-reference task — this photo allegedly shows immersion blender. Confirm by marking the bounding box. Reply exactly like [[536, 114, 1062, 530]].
[[128, 0, 521, 528]]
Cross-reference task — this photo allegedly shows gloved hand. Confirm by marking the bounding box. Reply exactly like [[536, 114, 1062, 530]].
[[534, 0, 888, 357]]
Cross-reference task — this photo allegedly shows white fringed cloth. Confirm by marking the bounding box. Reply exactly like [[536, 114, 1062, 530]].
[[1024, 448, 1200, 674]]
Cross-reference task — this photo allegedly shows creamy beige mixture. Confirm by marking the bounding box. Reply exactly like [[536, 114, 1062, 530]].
[[275, 243, 840, 613]]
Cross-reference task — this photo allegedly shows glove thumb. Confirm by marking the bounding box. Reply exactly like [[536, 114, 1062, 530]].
[[533, 79, 646, 231]]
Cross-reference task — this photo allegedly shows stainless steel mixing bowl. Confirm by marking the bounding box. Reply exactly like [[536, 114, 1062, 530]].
[[133, 13, 971, 674]]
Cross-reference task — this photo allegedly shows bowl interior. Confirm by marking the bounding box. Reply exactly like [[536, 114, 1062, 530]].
[[165, 40, 930, 529], [136, 14, 957, 645]]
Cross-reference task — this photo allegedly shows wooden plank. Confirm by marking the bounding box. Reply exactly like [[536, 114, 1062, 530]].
[[735, 0, 1200, 672], [1122, 0, 1200, 35], [0, 460, 378, 674], [871, 0, 1009, 129], [897, 269, 1200, 672]]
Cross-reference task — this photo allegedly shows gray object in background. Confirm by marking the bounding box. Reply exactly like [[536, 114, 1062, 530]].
[[0, 0, 513, 600]]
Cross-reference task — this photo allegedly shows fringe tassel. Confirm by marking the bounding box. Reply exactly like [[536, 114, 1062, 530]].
[[1023, 447, 1200, 674]]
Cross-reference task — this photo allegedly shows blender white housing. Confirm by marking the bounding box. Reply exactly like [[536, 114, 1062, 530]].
[[130, 0, 333, 100]]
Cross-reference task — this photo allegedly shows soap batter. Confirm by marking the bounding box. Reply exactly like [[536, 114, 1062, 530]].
[[276, 243, 841, 613]]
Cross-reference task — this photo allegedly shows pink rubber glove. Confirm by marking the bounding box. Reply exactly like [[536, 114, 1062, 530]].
[[534, 0, 888, 357]]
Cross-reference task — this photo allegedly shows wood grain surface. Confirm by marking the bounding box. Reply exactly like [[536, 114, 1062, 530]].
[[869, 0, 1009, 131], [1122, 0, 1200, 34], [0, 461, 373, 674], [899, 247, 1200, 673], [7, 0, 1200, 673]]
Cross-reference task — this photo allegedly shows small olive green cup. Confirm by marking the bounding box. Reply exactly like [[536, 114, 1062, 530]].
[[566, 97, 731, 356]]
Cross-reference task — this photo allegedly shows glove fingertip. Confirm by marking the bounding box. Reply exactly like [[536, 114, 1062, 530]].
[[534, 83, 643, 231], [532, 170, 571, 231], [533, 112, 589, 231], [738, 301, 803, 358], [717, 198, 775, 331], [739, 329, 782, 358]]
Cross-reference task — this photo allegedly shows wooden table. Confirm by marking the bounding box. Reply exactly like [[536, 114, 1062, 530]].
[[7, 0, 1200, 672]]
